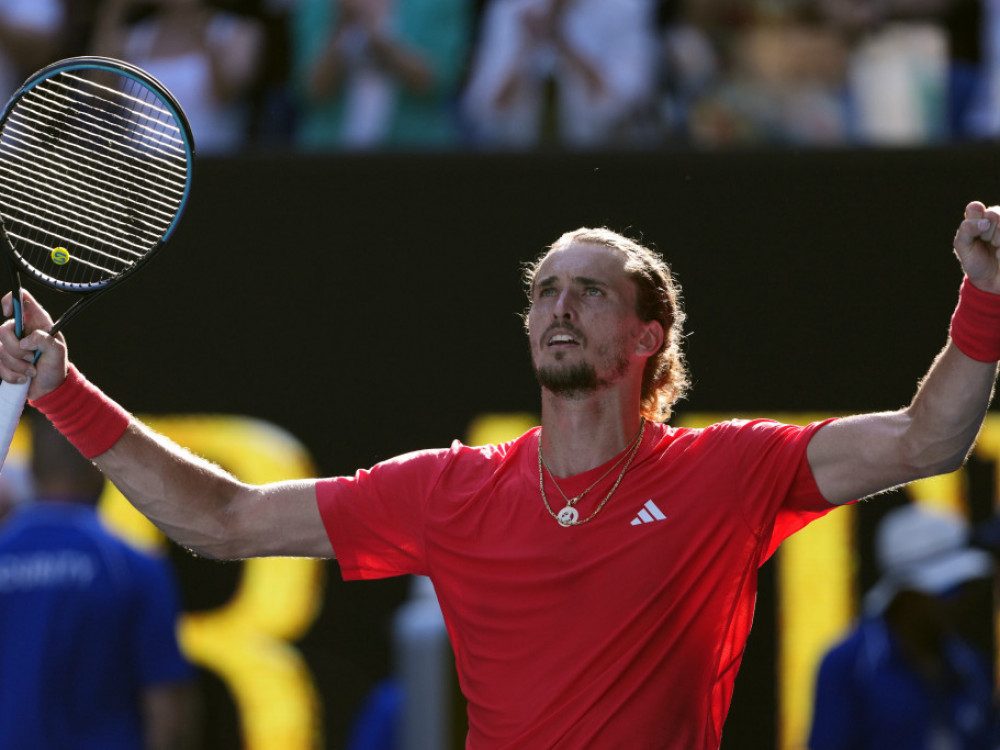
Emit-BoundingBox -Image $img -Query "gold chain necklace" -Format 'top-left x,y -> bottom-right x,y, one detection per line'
538,419 -> 646,527
540,433 -> 635,504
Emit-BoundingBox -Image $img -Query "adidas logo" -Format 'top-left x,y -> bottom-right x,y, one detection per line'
630,500 -> 667,526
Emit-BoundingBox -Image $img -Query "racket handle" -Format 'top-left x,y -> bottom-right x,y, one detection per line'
0,378 -> 30,471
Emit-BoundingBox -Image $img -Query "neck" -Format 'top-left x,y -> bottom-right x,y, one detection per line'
539,393 -> 644,477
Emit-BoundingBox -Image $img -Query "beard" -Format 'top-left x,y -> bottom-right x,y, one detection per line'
535,361 -> 600,397
534,350 -> 630,398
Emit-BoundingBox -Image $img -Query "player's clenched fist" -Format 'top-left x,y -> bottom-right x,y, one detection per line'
955,201 -> 1000,293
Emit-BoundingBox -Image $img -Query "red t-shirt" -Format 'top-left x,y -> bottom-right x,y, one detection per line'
317,418 -> 838,749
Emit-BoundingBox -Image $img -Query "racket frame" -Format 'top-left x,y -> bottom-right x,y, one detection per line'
0,56 -> 194,470
0,55 -> 195,337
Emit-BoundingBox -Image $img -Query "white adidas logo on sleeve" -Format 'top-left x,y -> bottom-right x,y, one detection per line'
630,499 -> 667,525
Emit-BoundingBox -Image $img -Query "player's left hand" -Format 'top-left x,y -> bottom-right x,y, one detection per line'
954,201 -> 1000,293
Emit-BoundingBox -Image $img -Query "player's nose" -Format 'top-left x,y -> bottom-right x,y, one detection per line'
552,289 -> 575,319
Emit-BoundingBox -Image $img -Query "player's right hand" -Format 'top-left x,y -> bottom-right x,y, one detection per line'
954,201 -> 1000,294
0,289 -> 67,400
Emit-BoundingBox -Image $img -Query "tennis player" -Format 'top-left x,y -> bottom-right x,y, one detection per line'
2,200 -> 999,749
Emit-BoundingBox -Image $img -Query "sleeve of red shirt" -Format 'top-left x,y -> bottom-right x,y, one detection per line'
315,444 -> 458,580
726,418 -> 843,562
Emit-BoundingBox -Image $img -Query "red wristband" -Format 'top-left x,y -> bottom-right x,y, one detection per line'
950,277 -> 1000,362
30,364 -> 131,459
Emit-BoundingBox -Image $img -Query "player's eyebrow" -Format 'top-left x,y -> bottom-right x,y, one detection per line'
533,275 -> 613,298
574,276 -> 608,289
534,275 -> 557,293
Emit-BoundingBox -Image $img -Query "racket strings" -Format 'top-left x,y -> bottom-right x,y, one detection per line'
57,72 -> 187,160
31,77 -> 188,188
0,125 -> 177,242
0,69 -> 190,290
5,112 -> 186,219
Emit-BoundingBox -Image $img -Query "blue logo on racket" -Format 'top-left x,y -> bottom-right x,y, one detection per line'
51,247 -> 70,265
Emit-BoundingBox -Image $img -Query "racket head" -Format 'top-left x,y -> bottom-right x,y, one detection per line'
0,56 -> 194,308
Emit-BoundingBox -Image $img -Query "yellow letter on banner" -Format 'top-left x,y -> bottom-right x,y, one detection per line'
971,415 -> 1000,496
466,413 -> 539,447
98,416 -> 325,750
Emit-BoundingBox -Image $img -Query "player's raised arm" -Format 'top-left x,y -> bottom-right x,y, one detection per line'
807,201 -> 1000,505
0,290 -> 333,561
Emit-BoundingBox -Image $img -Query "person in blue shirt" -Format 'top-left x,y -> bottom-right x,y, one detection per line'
0,414 -> 195,750
809,503 -> 997,750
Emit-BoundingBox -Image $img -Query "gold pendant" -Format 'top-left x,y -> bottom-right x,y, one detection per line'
556,505 -> 579,527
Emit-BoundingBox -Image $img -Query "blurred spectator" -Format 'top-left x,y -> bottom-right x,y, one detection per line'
460,0 -> 660,149
290,0 -> 473,151
970,507 -> 1000,553
655,1 -> 720,144
90,0 -> 267,155
808,504 -> 996,750
346,576 -> 453,750
818,0 -> 984,142
0,415 -> 196,749
236,0 -> 300,148
0,0 -> 68,100
973,0 -> 1000,138
0,461 -> 31,524
679,1 -> 850,146
0,456 -> 33,524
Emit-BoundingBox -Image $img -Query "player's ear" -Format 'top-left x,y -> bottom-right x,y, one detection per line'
635,321 -> 663,357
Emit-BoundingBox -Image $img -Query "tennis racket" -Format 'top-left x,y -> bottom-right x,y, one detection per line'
0,56 -> 195,470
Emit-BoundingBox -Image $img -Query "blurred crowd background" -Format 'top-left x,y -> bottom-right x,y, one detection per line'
3,0 -> 997,155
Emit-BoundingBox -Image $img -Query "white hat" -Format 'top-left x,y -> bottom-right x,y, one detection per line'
864,504 -> 994,614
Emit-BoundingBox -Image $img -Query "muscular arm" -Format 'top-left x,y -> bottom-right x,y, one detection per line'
808,343 -> 997,504
0,291 -> 334,561
98,421 -> 332,560
808,201 -> 1000,505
